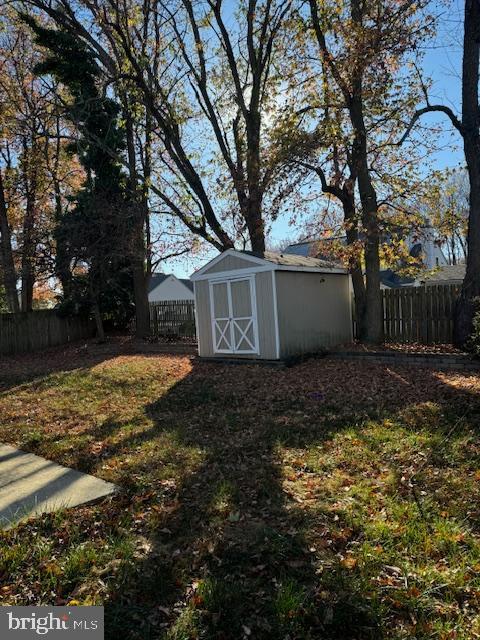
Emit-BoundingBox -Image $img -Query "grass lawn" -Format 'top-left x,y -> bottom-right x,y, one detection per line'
1,339 -> 480,639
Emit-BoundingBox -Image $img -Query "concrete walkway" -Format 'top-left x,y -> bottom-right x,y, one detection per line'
0,444 -> 117,528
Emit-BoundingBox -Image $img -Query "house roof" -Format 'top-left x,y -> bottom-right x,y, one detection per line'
148,273 -> 169,293
284,239 -> 346,258
148,273 -> 193,293
284,241 -> 316,257
380,269 -> 415,289
180,278 -> 194,292
420,264 -> 466,284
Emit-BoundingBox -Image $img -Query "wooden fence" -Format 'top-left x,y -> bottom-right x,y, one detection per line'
0,310 -> 95,356
152,288 -> 461,345
381,284 -> 461,343
150,300 -> 196,338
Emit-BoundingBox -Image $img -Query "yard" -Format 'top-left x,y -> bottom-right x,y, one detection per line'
0,339 -> 480,639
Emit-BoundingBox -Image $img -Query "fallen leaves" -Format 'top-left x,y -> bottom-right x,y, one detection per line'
340,556 -> 358,570
1,340 -> 480,637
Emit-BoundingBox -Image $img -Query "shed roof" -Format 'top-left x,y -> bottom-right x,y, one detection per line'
191,249 -> 347,280
245,250 -> 344,270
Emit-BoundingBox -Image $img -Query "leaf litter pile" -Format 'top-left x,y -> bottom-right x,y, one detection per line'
1,339 -> 480,639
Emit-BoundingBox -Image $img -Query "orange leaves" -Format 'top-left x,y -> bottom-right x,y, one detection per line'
406,586 -> 421,598
1,584 -> 15,597
340,555 -> 358,570
89,441 -> 109,457
39,561 -> 62,577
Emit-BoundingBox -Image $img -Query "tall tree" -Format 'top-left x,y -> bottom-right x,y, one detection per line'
453,0 -> 479,345
278,0 -> 433,341
0,169 -> 19,312
307,0 -> 434,342
400,0 -> 479,346
21,0 -> 296,255
0,11 -> 78,311
26,17 -> 136,336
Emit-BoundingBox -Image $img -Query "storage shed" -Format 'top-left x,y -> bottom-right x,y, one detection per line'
191,249 -> 352,360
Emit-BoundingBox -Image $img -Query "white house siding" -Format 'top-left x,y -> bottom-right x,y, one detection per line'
406,228 -> 448,269
148,276 -> 194,302
275,271 -> 352,356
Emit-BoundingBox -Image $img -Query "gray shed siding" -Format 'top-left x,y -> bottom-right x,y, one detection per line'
275,271 -> 352,357
194,271 -> 276,359
194,280 -> 214,357
254,271 -> 277,359
203,255 -> 257,274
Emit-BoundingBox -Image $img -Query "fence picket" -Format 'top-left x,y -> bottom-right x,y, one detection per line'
149,300 -> 196,338
0,311 -> 95,356
379,284 -> 460,344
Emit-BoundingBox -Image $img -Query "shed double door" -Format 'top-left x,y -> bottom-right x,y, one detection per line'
210,276 -> 258,354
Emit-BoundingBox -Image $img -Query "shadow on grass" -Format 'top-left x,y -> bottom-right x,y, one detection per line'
3,348 -> 480,639
0,340 -> 119,393
100,359 -> 480,640
0,335 -> 193,393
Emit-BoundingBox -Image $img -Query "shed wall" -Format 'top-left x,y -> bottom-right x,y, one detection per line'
275,271 -> 352,357
195,280 -> 214,357
255,271 -> 277,359
194,271 -> 277,359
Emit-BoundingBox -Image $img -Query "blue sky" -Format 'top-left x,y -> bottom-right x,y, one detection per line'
418,0 -> 464,168
166,1 -> 466,279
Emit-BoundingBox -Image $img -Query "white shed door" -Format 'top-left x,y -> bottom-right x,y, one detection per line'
211,281 -> 232,352
210,277 -> 258,355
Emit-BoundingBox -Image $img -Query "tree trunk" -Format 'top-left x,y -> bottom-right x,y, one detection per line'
343,194 -> 367,339
54,192 -> 72,300
53,115 -> 72,300
124,104 -> 151,338
0,170 -> 19,313
246,195 -> 265,253
246,109 -> 266,253
132,250 -> 150,337
93,301 -> 105,342
20,185 -> 36,312
454,0 -> 480,347
362,221 -> 383,343
350,96 -> 383,343
144,104 -> 153,279
89,263 -> 105,342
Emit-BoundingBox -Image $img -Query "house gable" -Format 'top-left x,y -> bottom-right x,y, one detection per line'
148,274 -> 194,302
